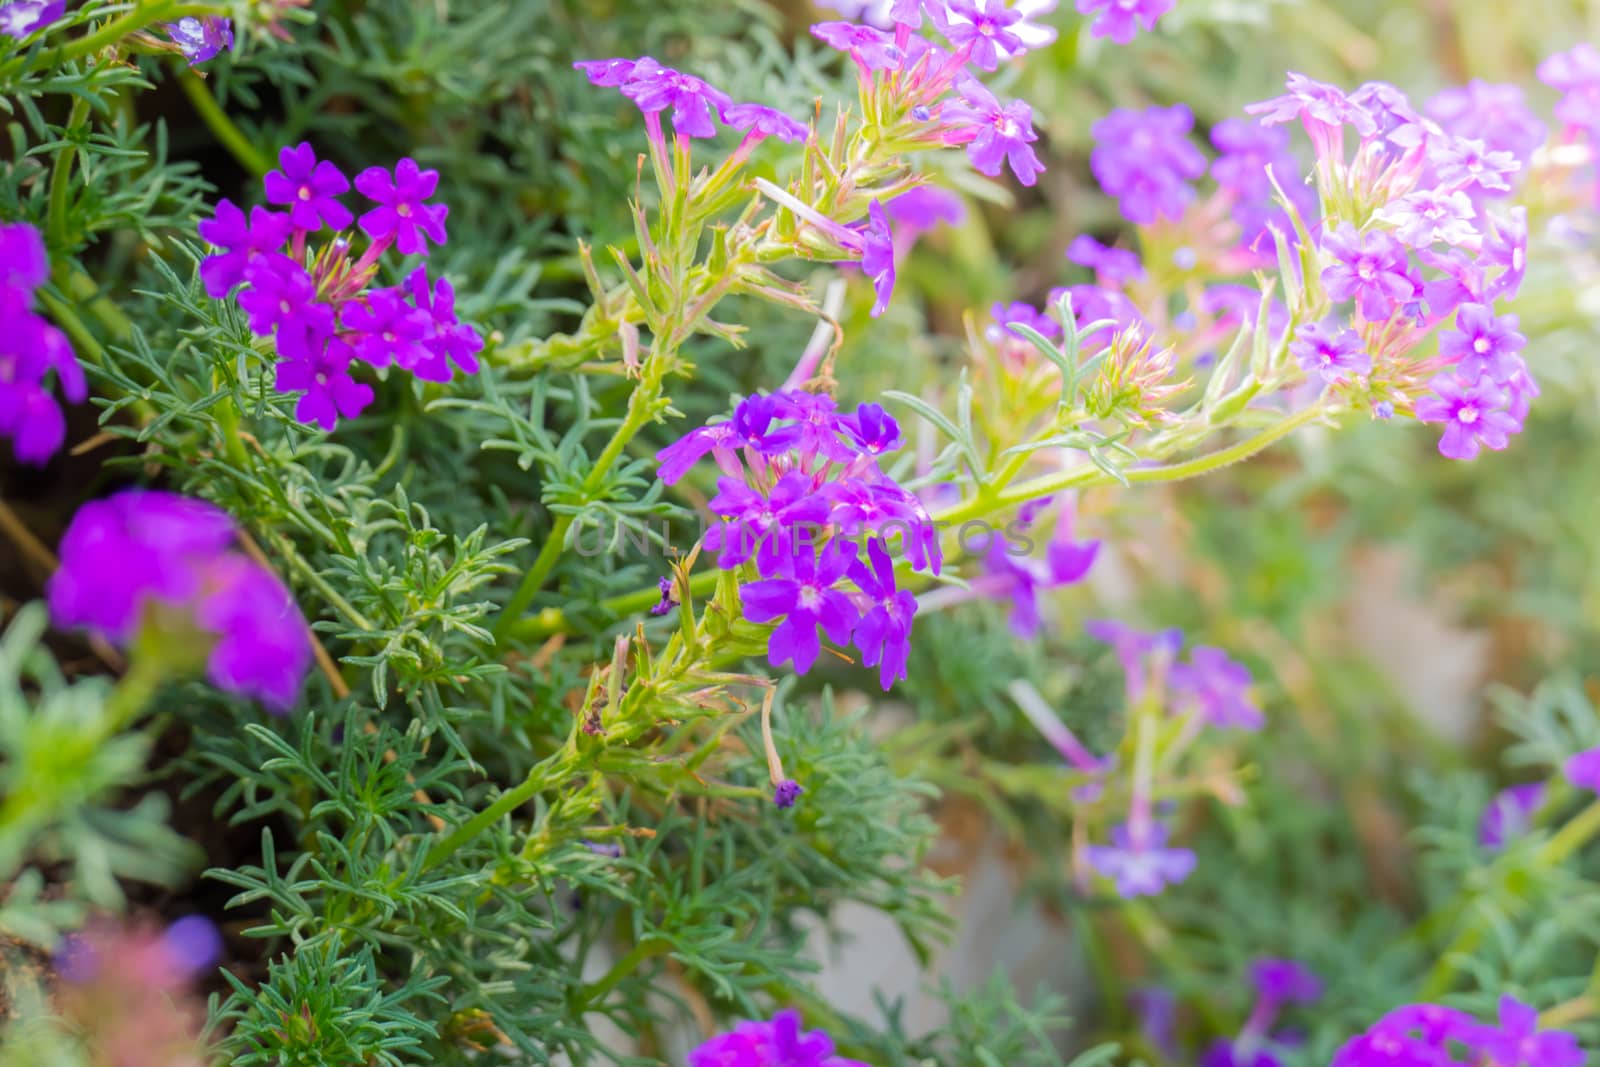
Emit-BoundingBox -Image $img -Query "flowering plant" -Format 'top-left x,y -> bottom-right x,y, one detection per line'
3,1 -> 1600,1066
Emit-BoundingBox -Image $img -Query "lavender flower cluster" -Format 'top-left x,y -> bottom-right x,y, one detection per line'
657,390 -> 939,690
0,222 -> 84,464
48,490 -> 312,710
199,143 -> 482,431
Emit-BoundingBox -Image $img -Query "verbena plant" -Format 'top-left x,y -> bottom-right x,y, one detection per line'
2,1 -> 1599,1065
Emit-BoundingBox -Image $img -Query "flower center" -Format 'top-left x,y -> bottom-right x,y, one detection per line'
995,116 -> 1019,138
383,331 -> 397,343
298,186 -> 313,201
1473,337 -> 1490,354
798,585 -> 823,610
279,298 -> 292,314
1458,404 -> 1480,425
397,203 -> 413,217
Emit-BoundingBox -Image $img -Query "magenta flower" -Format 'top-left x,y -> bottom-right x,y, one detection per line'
574,57 -> 640,86
656,422 -> 743,485
1090,105 -> 1206,223
936,0 -> 1024,71
1376,190 -> 1478,248
0,220 -> 48,289
1426,80 -> 1547,162
706,471 -> 832,572
403,267 -> 483,380
1478,782 -> 1545,849
1086,822 -> 1196,898
1290,321 -> 1371,384
1565,747 -> 1600,793
1415,374 -> 1521,460
355,158 -> 449,256
343,287 -> 431,371
47,491 -> 312,710
1250,959 -> 1323,1005
688,1009 -> 868,1067
264,142 -> 352,232
1482,208 -> 1528,301
1,223 -> 84,465
810,21 -> 904,71
1439,303 -> 1525,382
237,258 -> 326,344
734,392 -> 805,455
741,540 -> 860,675
942,77 -> 1045,187
1067,235 -> 1144,284
1374,1004 -> 1477,1047
1075,0 -> 1173,45
858,199 -> 897,317
618,59 -> 734,138
850,537 -> 917,689
841,402 -> 903,456
1470,998 -> 1585,1067
0,0 -> 62,38
723,103 -> 810,145
166,16 -> 233,66
1320,224 -> 1418,322
1169,646 -> 1263,730
197,200 -> 293,298
274,336 -> 373,431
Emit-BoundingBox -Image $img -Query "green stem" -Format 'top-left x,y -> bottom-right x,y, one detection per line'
177,66 -> 270,178
490,515 -> 575,642
576,938 -> 670,1011
423,758 -> 560,869
47,96 -> 92,250
39,2 -> 222,68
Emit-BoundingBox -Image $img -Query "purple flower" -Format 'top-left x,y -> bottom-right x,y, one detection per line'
1211,118 -> 1300,197
1426,81 -> 1548,162
0,221 -> 48,290
723,103 -> 810,144
734,392 -> 804,455
1320,224 -> 1417,322
1075,0 -> 1173,45
656,422 -> 743,485
1250,959 -> 1323,1005
980,517 -> 1100,640
1439,303 -> 1525,382
1330,1031 -> 1444,1067
1201,1040 -> 1285,1067
1,227 -> 84,466
1376,190 -> 1477,248
778,390 -> 856,465
617,59 -> 735,138
1051,284 -> 1146,344
707,471 -> 832,572
0,0 -> 63,38
1087,619 -> 1183,703
1067,235 -> 1144,284
1433,137 -> 1520,196
1564,747 -> 1600,793
1414,374 -> 1521,460
741,540 -> 860,674
573,57 -> 640,87
197,200 -> 292,298
850,538 -> 916,690
649,575 -> 678,617
991,301 -> 1062,341
355,158 -> 448,256
841,401 -> 902,455
810,21 -> 904,71
1482,208 -> 1528,301
1290,321 -> 1371,384
1373,1004 -> 1476,1047
884,186 -> 966,234
343,287 -> 433,370
159,916 -> 222,976
166,16 -> 233,66
1470,997 -> 1585,1067
936,0 -> 1024,71
47,491 -> 312,710
264,143 -> 352,232
1538,44 -> 1600,136
274,336 -> 373,431
688,1009 -> 868,1067
942,77 -> 1045,187
1247,73 -> 1377,163
1477,782 -> 1545,849
858,200 -> 897,317
236,258 -> 329,348
1090,105 -> 1206,224
773,779 -> 805,808
1168,646 -> 1263,730
403,267 -> 483,380
1086,821 -> 1196,898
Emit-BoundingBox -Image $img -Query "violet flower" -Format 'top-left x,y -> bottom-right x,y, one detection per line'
1075,0 -> 1173,45
1086,821 -> 1197,898
722,103 -> 810,145
810,21 -> 904,72
1290,321 -> 1371,385
0,0 -> 63,38
1,222 -> 84,465
1439,303 -> 1525,383
197,200 -> 293,298
850,537 -> 917,689
1470,997 -> 1585,1067
741,540 -> 860,674
355,158 -> 449,256
1168,646 -> 1264,730
1564,747 -> 1600,793
1477,782 -> 1545,850
1320,223 -> 1418,322
1414,374 -> 1521,461
688,1009 -> 868,1067
1376,189 -> 1478,249
264,142 -> 353,232
274,337 -> 374,431
1426,80 -> 1548,162
1090,104 -> 1206,223
166,16 -> 233,66
942,76 -> 1045,187
935,0 -> 1025,71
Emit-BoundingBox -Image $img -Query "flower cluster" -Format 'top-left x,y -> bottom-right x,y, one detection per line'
688,1009 -> 867,1067
0,221 -> 84,464
48,490 -> 313,710
1332,998 -> 1583,1067
575,57 -> 810,148
1202,960 -> 1324,1067
199,143 -> 482,431
0,0 -> 61,39
1075,0 -> 1173,45
657,389 -> 939,689
1090,104 -> 1208,224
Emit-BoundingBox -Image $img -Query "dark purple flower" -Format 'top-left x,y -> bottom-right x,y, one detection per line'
403,267 -> 483,380
773,779 -> 805,808
0,0 -> 63,38
688,1009 -> 868,1067
1564,746 -> 1600,793
264,142 -> 352,232
1290,321 -> 1371,384
1439,303 -> 1525,382
1202,1039 -> 1285,1067
1414,374 -> 1521,460
1168,646 -> 1263,730
810,21 -> 904,71
274,336 -> 373,431
656,422 -> 744,485
706,471 -> 832,572
858,199 -> 896,317
342,287 -> 431,370
1477,782 -> 1545,849
942,77 -> 1045,187
619,59 -> 735,138
1320,224 -> 1418,322
1090,105 -> 1206,223
936,0 -> 1024,71
1086,821 -> 1196,898
841,402 -> 903,456
741,540 -> 860,674
197,200 -> 292,298
1067,235 -> 1144,284
850,537 -> 916,689
1470,997 -> 1585,1067
649,575 -> 678,617
1086,619 -> 1183,704
1250,959 -> 1323,1005
355,158 -> 448,256
722,103 -> 810,144
1426,80 -> 1547,162
1075,0 -> 1173,45
166,16 -> 233,66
